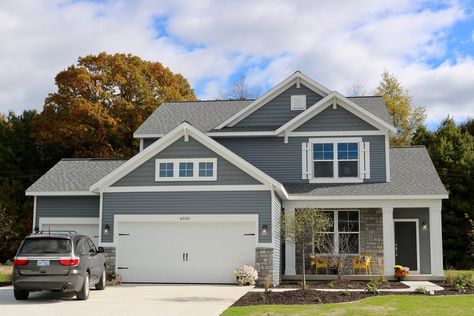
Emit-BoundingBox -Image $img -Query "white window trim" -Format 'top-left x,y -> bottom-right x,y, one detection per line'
155,158 -> 217,181
309,137 -> 363,183
314,210 -> 360,255
291,95 -> 307,110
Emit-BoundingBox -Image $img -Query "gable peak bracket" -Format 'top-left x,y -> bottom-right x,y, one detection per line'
332,95 -> 337,109
296,77 -> 301,88
183,126 -> 189,142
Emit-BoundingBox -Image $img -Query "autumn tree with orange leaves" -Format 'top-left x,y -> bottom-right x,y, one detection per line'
33,52 -> 196,157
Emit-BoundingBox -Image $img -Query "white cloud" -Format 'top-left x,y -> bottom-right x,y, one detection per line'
0,0 -> 472,124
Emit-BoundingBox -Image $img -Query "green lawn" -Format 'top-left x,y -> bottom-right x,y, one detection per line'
0,265 -> 12,283
222,295 -> 474,316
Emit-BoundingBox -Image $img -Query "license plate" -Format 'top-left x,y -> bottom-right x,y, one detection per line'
37,260 -> 50,267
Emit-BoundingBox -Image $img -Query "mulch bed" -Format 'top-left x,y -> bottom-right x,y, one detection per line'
432,282 -> 474,295
275,280 -> 409,289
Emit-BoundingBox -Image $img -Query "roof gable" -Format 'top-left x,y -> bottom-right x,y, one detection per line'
91,122 -> 285,195
215,71 -> 332,129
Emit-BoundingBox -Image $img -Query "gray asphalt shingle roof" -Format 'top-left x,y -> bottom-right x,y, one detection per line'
26,159 -> 126,193
134,97 -> 393,136
284,146 -> 448,197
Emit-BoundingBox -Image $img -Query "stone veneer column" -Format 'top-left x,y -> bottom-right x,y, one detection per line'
359,209 -> 384,275
255,247 -> 276,285
103,247 -> 116,274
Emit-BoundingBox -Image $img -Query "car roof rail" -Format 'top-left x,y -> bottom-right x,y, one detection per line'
36,230 -> 78,235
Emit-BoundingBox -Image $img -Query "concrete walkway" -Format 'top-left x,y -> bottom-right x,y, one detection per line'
0,284 -> 251,316
250,281 -> 444,293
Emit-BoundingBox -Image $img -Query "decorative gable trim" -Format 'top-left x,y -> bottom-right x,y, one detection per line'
89,122 -> 285,197
215,71 -> 331,129
275,92 -> 397,136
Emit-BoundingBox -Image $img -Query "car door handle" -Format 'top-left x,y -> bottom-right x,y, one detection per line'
186,253 -> 188,261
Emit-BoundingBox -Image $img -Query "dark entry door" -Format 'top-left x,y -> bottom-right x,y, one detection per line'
394,221 -> 418,271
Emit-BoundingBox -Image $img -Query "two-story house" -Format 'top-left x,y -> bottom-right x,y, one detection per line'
26,71 -> 448,285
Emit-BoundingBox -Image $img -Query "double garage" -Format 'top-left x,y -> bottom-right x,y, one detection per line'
39,215 -> 258,284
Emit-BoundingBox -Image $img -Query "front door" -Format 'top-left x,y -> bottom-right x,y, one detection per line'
394,221 -> 418,271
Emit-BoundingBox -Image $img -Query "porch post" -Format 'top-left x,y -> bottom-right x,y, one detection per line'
382,206 -> 395,275
430,202 -> 444,276
284,207 -> 296,275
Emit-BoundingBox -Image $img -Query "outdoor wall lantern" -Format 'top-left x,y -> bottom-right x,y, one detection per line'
103,224 -> 110,235
261,224 -> 269,236
422,221 -> 428,231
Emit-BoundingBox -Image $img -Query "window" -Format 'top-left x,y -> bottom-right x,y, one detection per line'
19,238 -> 71,255
302,137 -> 368,183
155,158 -> 217,181
291,95 -> 307,110
313,143 -> 334,178
159,162 -> 174,178
199,162 -> 214,177
179,162 -> 194,177
337,143 -> 358,177
314,210 -> 359,255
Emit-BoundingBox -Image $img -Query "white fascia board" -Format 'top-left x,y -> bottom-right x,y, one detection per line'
286,194 -> 449,201
215,71 -> 331,129
90,122 -> 283,193
39,217 -> 100,225
133,133 -> 164,138
102,185 -> 270,193
26,191 -> 97,196
288,130 -> 386,137
206,131 -> 275,137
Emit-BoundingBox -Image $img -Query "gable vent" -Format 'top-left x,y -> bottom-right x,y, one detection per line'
291,95 -> 306,110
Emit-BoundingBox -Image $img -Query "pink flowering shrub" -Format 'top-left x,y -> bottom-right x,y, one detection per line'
234,265 -> 258,285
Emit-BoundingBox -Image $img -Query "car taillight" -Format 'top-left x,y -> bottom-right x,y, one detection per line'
59,258 -> 80,266
13,257 -> 29,266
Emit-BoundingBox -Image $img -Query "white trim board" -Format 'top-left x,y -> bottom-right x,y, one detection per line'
286,194 -> 448,201
137,130 -> 385,138
215,71 -> 332,129
394,218 -> 421,274
26,191 -> 97,196
32,196 -> 37,232
39,217 -> 100,226
90,122 -> 285,199
103,185 -> 270,193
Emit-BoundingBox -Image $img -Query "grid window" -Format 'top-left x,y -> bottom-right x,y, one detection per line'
338,143 -> 358,178
179,162 -> 194,177
199,162 -> 214,177
159,162 -> 174,178
313,143 -> 334,178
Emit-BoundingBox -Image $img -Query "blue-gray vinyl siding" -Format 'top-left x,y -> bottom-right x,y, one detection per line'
143,138 -> 158,149
102,191 -> 272,243
294,105 -> 377,131
35,196 -> 99,227
217,136 -> 386,183
113,137 -> 261,186
393,208 -> 431,274
235,84 -> 323,127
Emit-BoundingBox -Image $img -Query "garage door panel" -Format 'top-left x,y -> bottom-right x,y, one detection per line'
116,220 -> 256,283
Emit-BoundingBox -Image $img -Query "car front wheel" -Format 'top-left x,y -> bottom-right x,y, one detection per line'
14,289 -> 29,300
76,273 -> 90,300
95,268 -> 106,290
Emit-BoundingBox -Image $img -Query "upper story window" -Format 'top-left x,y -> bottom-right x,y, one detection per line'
302,138 -> 370,183
291,95 -> 307,110
155,158 -> 217,181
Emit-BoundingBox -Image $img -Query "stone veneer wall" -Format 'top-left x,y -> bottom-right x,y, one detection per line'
255,247 -> 278,285
103,247 -> 116,274
295,208 -> 384,276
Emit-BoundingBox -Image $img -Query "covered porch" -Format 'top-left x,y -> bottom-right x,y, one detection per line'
282,198 -> 444,281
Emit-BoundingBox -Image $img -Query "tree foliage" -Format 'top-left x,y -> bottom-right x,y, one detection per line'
33,52 -> 196,158
221,74 -> 260,100
281,208 -> 331,288
375,70 -> 426,146
413,118 -> 474,269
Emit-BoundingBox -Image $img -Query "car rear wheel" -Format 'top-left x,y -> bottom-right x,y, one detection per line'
95,268 -> 106,290
14,289 -> 29,300
76,273 -> 90,300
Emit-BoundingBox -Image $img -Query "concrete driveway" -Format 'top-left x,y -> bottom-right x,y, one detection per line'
0,284 -> 250,316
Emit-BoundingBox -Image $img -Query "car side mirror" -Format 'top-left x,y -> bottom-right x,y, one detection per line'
97,247 -> 105,253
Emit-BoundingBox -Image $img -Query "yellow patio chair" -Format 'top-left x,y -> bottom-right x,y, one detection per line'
309,254 -> 328,275
352,254 -> 371,275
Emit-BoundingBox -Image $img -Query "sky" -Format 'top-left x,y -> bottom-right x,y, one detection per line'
0,0 -> 474,126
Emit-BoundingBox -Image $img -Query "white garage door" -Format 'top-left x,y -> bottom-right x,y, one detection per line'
40,220 -> 100,246
116,219 -> 256,283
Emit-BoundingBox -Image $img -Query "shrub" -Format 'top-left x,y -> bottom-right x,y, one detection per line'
313,296 -> 322,303
455,272 -> 473,287
414,287 -> 427,294
340,290 -> 351,297
368,278 -> 388,288
454,283 -> 466,293
327,281 -> 336,288
365,284 -> 379,295
106,272 -> 117,282
263,274 -> 273,294
445,268 -> 456,285
234,265 -> 258,286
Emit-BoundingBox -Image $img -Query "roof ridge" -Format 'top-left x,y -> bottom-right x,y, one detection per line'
61,158 -> 129,161
389,145 -> 426,149
347,95 -> 382,98
163,99 -> 255,104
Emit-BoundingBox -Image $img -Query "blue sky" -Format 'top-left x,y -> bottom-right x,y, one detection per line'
0,0 -> 474,127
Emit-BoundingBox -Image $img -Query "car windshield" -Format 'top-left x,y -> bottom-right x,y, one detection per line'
19,238 -> 71,255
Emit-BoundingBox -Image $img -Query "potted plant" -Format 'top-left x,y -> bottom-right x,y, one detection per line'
394,265 -> 409,281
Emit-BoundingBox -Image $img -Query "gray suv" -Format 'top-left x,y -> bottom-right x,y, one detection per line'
12,231 -> 107,300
